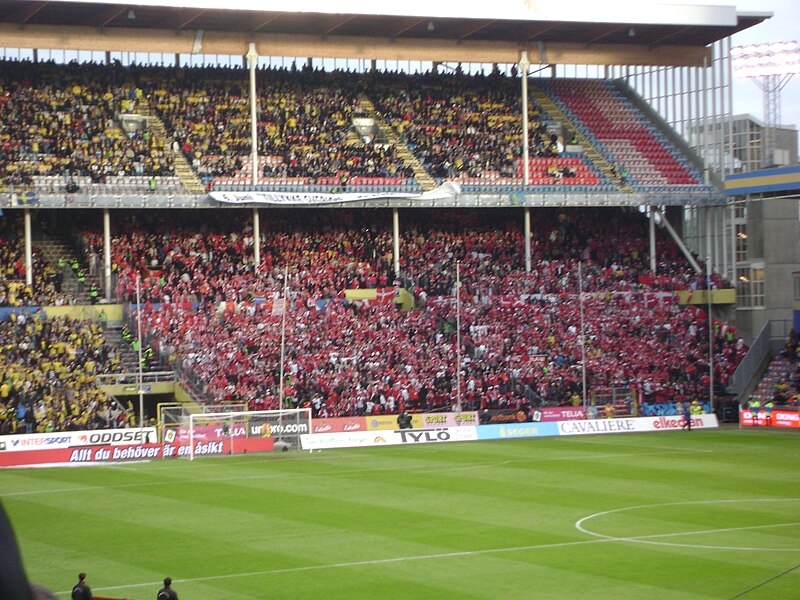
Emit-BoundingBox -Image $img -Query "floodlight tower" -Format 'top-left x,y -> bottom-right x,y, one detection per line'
731,41 -> 800,168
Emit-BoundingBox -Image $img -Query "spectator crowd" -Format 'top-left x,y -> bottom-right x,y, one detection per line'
0,313 -> 127,435
1,60 -> 634,192
56,207 -> 745,417
0,60 -> 174,187
0,213 -> 73,308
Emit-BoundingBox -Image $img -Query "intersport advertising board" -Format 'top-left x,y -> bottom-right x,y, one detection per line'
0,428 -> 158,452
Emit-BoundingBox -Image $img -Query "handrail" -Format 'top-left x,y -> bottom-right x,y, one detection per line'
96,371 -> 177,386
727,320 -> 793,397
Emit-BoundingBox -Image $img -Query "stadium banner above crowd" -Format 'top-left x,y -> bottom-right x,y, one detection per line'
210,182 -> 460,206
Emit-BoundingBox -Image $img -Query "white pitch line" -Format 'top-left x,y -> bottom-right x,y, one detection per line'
57,512 -> 800,596
576,498 -> 800,552
57,536 -> 613,594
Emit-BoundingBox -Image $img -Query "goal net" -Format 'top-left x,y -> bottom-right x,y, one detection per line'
158,402 -> 248,444
187,408 -> 312,460
588,387 -> 639,418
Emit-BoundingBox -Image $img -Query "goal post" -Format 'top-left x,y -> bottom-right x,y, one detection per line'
589,387 -> 639,418
187,408 -> 312,460
158,401 -> 248,445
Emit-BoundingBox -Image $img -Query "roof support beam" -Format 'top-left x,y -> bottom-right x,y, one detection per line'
12,1 -> 48,24
589,26 -> 625,44
391,19 -> 426,37
324,16 -> 355,35
651,26 -> 692,46
251,14 -> 281,32
459,20 -> 493,40
98,7 -> 128,28
176,10 -> 207,30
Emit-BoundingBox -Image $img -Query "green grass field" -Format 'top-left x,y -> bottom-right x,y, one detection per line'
2,427 -> 799,600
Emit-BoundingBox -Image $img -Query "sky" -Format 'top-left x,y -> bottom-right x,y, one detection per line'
698,0 -> 800,130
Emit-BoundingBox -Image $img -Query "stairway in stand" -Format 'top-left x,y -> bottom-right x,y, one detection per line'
137,103 -> 206,194
358,96 -> 438,191
529,85 -> 630,192
35,236 -> 102,303
104,327 -> 144,372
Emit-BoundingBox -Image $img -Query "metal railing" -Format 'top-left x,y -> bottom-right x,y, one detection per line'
726,319 -> 793,397
96,370 -> 177,386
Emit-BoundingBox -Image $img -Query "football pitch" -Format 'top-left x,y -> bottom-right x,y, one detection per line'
2,428 -> 799,600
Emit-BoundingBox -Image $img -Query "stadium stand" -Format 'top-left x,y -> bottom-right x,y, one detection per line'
0,62 -> 673,195
0,60 -> 179,194
0,213 -> 73,307
0,60 -> 749,430
148,63 -> 419,192
539,79 -> 711,192
371,70 -> 613,192
747,331 -> 800,409
0,314 -> 127,435
56,206 -> 742,416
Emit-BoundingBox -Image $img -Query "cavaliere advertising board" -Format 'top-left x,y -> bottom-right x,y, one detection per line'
557,414 -> 718,436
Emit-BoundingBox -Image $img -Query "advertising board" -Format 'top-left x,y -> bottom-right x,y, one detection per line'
557,414 -> 718,436
411,412 -> 480,429
312,413 -> 479,433
740,409 -> 800,428
309,417 -> 368,434
173,421 -> 309,443
0,438 -> 274,468
0,428 -> 158,452
300,426 -> 478,450
476,422 -> 560,440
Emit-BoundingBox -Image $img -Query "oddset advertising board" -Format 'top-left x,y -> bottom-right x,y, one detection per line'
0,428 -> 158,452
0,429 -> 273,468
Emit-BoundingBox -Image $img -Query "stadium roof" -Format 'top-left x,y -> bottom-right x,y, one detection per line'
0,1 -> 770,67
